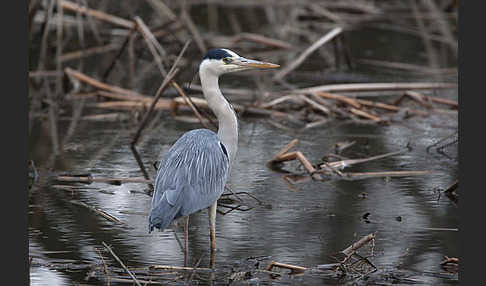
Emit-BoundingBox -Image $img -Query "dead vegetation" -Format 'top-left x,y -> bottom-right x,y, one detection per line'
29,0 -> 458,284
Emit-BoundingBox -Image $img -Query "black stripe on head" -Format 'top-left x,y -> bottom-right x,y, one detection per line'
203,48 -> 232,60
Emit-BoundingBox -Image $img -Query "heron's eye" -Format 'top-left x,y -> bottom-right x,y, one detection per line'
222,57 -> 232,64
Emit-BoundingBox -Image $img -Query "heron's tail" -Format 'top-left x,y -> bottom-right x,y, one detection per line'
148,200 -> 181,233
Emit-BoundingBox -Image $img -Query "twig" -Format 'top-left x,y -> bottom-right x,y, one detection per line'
101,242 -> 142,286
171,81 -> 212,129
131,39 -> 189,146
273,27 -> 342,80
131,67 -> 180,146
102,26 -> 137,81
60,0 -> 135,29
134,16 -> 167,76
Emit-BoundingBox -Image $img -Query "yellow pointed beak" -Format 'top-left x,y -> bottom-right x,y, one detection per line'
233,57 -> 280,69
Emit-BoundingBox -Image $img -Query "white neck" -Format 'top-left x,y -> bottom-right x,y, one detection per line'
199,68 -> 238,165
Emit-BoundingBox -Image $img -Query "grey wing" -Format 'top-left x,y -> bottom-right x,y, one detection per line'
148,129 -> 229,232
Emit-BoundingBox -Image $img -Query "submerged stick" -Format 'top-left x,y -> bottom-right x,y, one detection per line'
101,242 -> 142,286
70,200 -> 122,224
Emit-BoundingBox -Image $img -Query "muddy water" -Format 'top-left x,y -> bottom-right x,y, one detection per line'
29,7 -> 458,285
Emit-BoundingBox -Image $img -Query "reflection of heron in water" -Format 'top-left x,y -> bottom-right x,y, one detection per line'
148,48 -> 279,266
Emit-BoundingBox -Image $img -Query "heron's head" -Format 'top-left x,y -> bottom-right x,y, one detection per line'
199,48 -> 279,76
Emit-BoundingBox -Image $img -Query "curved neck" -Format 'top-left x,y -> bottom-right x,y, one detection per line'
199,70 -> 238,165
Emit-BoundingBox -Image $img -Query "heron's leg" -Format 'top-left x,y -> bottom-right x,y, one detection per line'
208,201 -> 217,268
184,216 -> 189,267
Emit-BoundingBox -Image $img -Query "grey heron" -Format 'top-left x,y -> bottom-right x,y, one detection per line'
148,48 -> 279,266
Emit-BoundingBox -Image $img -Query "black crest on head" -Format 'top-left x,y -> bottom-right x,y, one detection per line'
203,49 -> 232,60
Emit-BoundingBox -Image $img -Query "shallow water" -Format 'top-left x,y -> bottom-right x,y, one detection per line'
28,3 -> 458,284
29,106 -> 458,284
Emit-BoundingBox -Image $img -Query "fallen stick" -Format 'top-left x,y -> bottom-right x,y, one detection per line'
291,82 -> 457,95
358,59 -> 457,75
230,32 -> 292,49
296,151 -> 320,179
149,265 -> 212,272
269,150 -> 322,180
28,70 -> 64,78
96,90 -> 155,103
55,175 -> 151,184
171,96 -> 292,118
317,92 -> 361,108
321,148 -> 409,170
298,95 -> 331,115
349,107 -> 382,121
440,256 -> 459,266
424,95 -> 458,108
340,170 -> 438,179
59,43 -> 120,62
341,233 -> 375,257
64,67 -> 147,98
259,95 -> 305,109
266,261 -> 307,274
88,100 -> 172,111
60,0 -> 135,29
102,242 -> 142,286
405,91 -> 434,109
272,139 -> 299,161
273,27 -> 342,80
